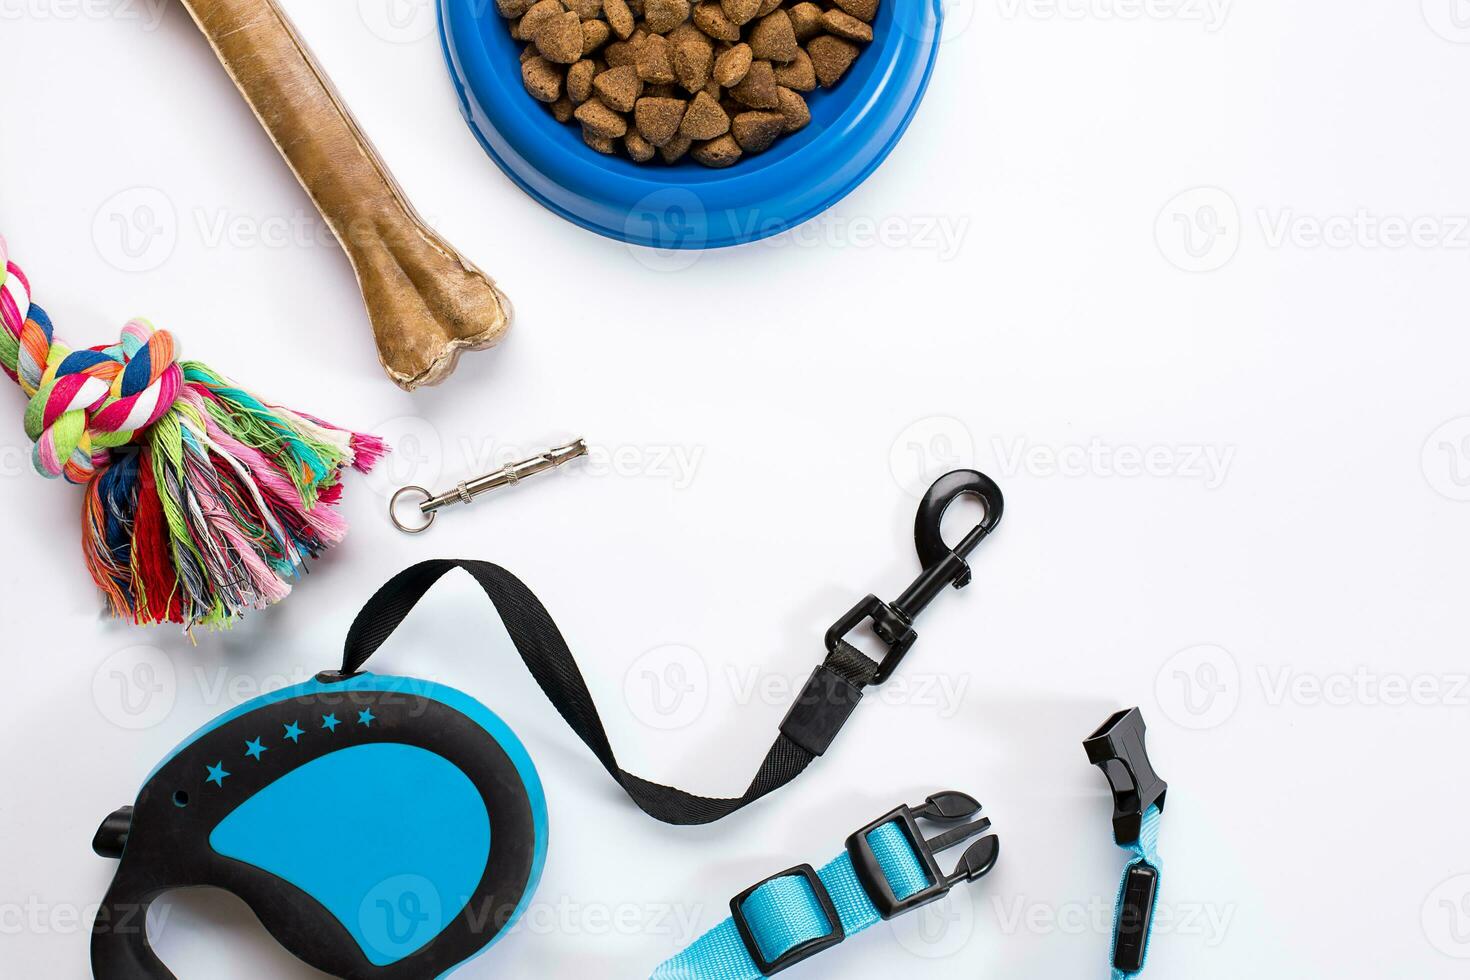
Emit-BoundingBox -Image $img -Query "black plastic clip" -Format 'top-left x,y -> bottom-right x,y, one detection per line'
845,791 -> 1001,920
730,864 -> 845,976
826,470 -> 1004,684
91,806 -> 133,860
1115,862 -> 1160,973
1084,707 -> 1168,847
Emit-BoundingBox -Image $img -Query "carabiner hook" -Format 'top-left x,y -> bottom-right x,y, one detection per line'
906,469 -> 1005,600
825,470 -> 1004,684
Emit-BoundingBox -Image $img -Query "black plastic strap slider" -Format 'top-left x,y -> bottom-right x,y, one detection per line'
779,666 -> 865,757
1084,707 -> 1168,846
1114,861 -> 1160,973
845,791 -> 1000,920
825,471 -> 1004,685
730,864 -> 845,976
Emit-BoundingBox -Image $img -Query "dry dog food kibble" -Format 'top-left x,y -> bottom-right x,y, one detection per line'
501,0 -> 878,166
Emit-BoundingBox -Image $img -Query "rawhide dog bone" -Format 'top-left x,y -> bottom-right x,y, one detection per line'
180,0 -> 511,390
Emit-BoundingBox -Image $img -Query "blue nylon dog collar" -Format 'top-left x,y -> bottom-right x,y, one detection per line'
652,792 -> 1000,979
1085,709 -> 1168,979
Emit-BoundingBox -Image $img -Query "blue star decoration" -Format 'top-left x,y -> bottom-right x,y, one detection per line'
244,738 -> 267,761
357,708 -> 376,728
283,721 -> 304,744
206,762 -> 230,787
322,713 -> 340,732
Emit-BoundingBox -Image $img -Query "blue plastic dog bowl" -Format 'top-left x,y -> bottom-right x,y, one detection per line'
438,0 -> 943,249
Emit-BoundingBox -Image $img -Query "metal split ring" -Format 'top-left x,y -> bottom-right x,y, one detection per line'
390,485 -> 436,534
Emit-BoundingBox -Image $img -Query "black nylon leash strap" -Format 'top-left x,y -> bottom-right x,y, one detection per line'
336,558 -> 881,826
333,473 -> 1002,826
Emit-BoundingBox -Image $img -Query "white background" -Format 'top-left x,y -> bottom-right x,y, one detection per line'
3,0 -> 1470,976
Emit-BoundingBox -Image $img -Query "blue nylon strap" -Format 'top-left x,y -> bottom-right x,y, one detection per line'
651,821 -> 930,979
1111,804 -> 1163,980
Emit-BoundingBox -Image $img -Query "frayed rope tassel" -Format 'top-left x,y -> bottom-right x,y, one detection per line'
0,235 -> 387,630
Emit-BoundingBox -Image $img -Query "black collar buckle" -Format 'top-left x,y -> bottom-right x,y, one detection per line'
826,471 -> 1004,684
845,790 -> 1001,919
729,863 -> 845,976
1084,707 -> 1168,846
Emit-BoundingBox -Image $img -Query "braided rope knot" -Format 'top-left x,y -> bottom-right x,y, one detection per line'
0,233 -> 386,627
30,319 -> 183,483
1,239 -> 183,483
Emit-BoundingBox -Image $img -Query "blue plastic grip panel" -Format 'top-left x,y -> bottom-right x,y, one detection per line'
211,743 -> 492,966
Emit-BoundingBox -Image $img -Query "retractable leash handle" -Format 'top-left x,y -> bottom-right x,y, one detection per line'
91,676 -> 547,980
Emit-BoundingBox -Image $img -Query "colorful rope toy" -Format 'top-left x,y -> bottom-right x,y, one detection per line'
0,235 -> 385,629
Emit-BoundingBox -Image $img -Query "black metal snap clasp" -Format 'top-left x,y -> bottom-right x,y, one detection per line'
825,470 -> 1005,684
911,469 -> 1005,592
